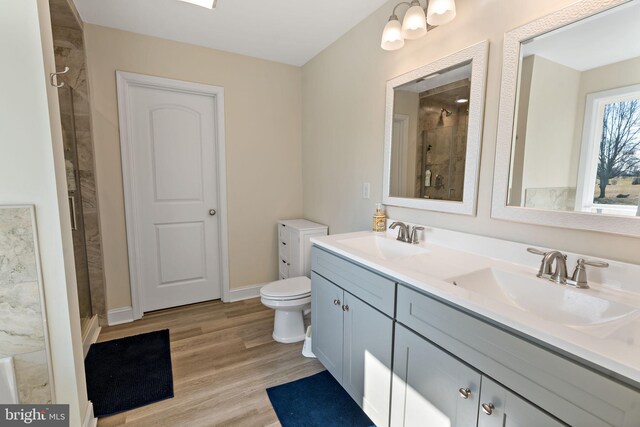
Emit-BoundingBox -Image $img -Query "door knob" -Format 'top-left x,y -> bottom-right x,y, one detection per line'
342,305 -> 349,312
333,299 -> 341,306
209,209 -> 217,216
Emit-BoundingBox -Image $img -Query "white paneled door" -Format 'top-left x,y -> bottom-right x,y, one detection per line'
117,73 -> 226,315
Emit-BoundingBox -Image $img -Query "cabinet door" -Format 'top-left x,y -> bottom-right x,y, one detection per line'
477,377 -> 566,427
343,292 -> 393,427
391,325 -> 481,427
311,272 -> 344,381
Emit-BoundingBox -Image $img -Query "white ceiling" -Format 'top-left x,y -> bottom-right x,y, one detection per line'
72,0 -> 390,66
523,1 -> 640,71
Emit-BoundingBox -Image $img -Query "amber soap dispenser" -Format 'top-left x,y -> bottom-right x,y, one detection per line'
373,203 -> 386,232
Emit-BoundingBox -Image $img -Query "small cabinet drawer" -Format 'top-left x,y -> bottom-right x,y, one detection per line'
279,258 -> 289,278
311,247 -> 396,316
278,239 -> 290,261
278,224 -> 290,243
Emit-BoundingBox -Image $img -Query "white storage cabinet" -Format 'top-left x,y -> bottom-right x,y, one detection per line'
278,219 -> 327,279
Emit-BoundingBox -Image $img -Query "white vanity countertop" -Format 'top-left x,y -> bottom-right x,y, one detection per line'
311,227 -> 640,387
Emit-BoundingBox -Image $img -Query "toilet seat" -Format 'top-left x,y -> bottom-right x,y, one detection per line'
260,276 -> 311,301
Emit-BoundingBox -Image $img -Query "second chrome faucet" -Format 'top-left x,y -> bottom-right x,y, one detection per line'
527,247 -> 609,289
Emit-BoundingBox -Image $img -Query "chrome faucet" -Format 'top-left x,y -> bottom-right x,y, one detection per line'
542,251 -> 568,284
528,248 -> 568,283
527,248 -> 609,288
390,222 -> 424,244
389,222 -> 410,242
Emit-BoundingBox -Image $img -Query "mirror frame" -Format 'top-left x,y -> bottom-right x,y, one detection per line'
492,0 -> 640,237
383,40 -> 489,216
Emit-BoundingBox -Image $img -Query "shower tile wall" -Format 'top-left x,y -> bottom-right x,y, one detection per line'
0,207 -> 52,404
51,0 -> 107,325
414,81 -> 470,201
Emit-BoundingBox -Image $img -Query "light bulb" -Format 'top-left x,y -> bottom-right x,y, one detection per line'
401,4 -> 427,40
381,17 -> 405,51
426,0 -> 456,26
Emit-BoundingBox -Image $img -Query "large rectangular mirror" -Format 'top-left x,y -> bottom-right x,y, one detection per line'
493,0 -> 640,236
383,41 -> 489,215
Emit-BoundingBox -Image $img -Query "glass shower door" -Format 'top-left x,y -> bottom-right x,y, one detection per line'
59,86 -> 93,332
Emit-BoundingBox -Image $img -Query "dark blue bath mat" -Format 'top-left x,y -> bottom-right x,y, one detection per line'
84,329 -> 174,417
267,370 -> 375,427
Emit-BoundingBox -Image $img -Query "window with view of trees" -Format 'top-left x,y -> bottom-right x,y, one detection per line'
576,86 -> 640,217
594,99 -> 640,208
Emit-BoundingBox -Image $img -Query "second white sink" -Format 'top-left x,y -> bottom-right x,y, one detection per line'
447,267 -> 639,329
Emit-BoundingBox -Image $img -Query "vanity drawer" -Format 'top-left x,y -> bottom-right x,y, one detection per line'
311,247 -> 395,316
396,284 -> 640,427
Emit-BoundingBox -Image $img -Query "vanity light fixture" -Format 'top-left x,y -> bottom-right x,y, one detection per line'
381,0 -> 456,51
177,0 -> 218,9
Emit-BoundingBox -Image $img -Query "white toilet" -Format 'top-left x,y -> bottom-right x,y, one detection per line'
260,276 -> 311,343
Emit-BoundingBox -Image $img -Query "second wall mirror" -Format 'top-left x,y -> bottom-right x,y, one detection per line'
492,0 -> 640,236
383,40 -> 489,215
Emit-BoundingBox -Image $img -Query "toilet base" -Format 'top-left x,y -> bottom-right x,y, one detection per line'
272,309 -> 306,343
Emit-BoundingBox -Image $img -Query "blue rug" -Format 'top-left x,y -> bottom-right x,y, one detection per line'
84,330 -> 174,417
267,370 -> 376,427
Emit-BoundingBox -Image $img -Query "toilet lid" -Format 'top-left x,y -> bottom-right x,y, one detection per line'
261,276 -> 311,299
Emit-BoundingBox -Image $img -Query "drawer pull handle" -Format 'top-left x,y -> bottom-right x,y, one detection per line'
282,260 -> 286,264
281,242 -> 287,246
333,299 -> 341,306
342,305 -> 349,312
458,388 -> 471,399
481,403 -> 494,415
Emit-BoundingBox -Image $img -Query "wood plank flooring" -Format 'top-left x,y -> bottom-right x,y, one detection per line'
96,298 -> 324,427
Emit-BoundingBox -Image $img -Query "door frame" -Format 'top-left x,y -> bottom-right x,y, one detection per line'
116,71 -> 230,320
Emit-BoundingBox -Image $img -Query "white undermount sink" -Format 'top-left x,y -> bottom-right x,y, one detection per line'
337,235 -> 428,261
447,268 -> 640,328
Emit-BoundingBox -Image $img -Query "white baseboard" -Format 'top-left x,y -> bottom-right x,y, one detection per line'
227,283 -> 264,302
83,401 -> 97,427
82,315 -> 101,358
107,306 -> 134,326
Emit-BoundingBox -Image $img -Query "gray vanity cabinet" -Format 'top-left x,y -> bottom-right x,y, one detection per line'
391,324 -> 564,427
396,284 -> 640,427
391,324 -> 482,427
477,378 -> 565,427
311,245 -> 640,427
311,249 -> 394,427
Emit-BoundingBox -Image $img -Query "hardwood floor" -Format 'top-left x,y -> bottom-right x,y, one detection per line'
96,298 -> 324,427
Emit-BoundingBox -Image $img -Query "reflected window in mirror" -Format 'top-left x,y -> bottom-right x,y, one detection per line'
507,1 -> 640,218
390,62 -> 471,201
